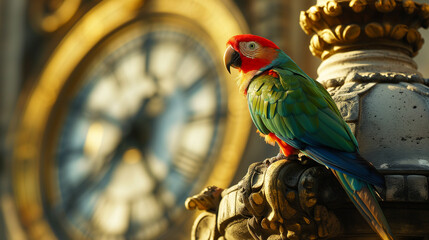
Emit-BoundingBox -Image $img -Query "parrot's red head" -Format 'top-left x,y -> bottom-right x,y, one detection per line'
224,34 -> 281,94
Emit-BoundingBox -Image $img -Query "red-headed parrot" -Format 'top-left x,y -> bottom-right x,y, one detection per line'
224,34 -> 394,240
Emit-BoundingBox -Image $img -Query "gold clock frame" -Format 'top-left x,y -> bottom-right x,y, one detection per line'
11,0 -> 250,239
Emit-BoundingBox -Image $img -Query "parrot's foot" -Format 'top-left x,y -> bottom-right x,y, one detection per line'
185,186 -> 223,213
263,153 -> 298,166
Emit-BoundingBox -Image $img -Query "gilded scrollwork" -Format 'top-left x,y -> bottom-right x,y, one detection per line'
421,3 -> 429,19
317,24 -> 360,45
300,11 -> 315,35
364,22 -> 385,38
390,24 -> 408,40
406,28 -> 423,49
299,0 -> 429,59
403,0 -> 416,14
349,0 -> 367,13
309,35 -> 325,59
185,186 -> 224,212
308,6 -> 322,22
324,1 -> 342,17
375,0 -> 396,13
29,0 -> 82,32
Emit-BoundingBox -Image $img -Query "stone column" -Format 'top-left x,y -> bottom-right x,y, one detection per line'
299,0 -> 429,237
300,0 -> 429,200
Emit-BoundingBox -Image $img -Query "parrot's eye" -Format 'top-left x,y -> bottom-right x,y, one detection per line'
248,42 -> 256,50
239,41 -> 260,59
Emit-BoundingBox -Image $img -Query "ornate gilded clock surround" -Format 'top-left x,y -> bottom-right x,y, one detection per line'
11,0 -> 250,239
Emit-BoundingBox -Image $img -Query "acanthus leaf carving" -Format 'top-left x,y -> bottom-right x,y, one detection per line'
390,24 -> 408,40
324,0 -> 342,17
384,22 -> 392,35
349,0 -> 367,13
299,11 -> 314,35
308,6 -> 322,22
319,29 -> 339,44
403,0 -> 417,14
420,3 -> 429,19
419,4 -> 429,28
310,35 -> 325,57
334,25 -> 344,41
300,0 -> 428,59
309,24 -> 362,58
375,0 -> 396,13
342,24 -> 361,41
365,22 -> 384,38
407,28 -> 420,44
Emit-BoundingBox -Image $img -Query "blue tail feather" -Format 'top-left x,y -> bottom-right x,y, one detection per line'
333,170 -> 394,240
304,145 -> 385,188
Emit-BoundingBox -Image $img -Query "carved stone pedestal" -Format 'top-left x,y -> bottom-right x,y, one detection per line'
187,156 -> 429,239
186,157 -> 344,240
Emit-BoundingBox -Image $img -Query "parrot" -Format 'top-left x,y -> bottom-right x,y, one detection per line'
223,34 -> 394,240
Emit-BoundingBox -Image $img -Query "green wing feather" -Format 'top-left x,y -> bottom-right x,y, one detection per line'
247,68 -> 357,153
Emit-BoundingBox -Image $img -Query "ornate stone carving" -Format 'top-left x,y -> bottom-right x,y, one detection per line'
305,2 -> 429,181
323,1 -> 342,16
29,0 -> 82,32
302,1 -> 429,238
299,0 -> 429,59
374,0 -> 396,13
186,157 -> 344,240
349,0 -> 367,13
185,186 -> 224,213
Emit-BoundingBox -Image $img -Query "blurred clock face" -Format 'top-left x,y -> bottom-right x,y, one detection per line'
48,23 -> 227,239
11,1 -> 250,239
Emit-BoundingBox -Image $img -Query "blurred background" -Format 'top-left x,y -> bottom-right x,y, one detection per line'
0,0 -> 428,239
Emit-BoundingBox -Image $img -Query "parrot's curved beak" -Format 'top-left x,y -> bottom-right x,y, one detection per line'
223,45 -> 241,74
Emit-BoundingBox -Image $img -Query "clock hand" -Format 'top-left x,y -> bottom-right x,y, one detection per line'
82,110 -> 124,129
181,68 -> 215,95
62,148 -> 122,213
63,135 -> 153,214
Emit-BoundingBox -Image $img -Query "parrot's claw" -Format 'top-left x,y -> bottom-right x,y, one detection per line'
263,153 -> 299,166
